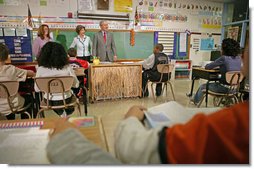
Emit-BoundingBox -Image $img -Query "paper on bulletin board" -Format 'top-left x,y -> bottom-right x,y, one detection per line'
16,28 -> 27,37
3,28 -> 15,36
0,28 -> 3,36
179,33 -> 187,53
4,0 -> 20,6
40,0 -> 47,6
200,38 -> 214,50
114,0 -> 132,12
78,0 -> 93,11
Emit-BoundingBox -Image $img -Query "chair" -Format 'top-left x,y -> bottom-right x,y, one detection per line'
74,67 -> 88,116
34,76 -> 81,118
198,71 -> 244,107
0,81 -> 32,119
144,64 -> 175,102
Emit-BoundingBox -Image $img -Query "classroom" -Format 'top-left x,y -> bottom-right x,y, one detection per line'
0,0 -> 250,165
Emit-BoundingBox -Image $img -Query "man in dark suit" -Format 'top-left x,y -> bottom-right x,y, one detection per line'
92,21 -> 117,62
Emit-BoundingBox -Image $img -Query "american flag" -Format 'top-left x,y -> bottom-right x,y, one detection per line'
134,6 -> 139,26
27,4 -> 33,30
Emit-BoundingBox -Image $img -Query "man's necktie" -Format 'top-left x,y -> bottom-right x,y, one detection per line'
103,32 -> 106,43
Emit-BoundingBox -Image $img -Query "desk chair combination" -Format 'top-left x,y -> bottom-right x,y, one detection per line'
34,76 -> 81,118
144,64 -> 175,102
0,81 -> 32,119
198,71 -> 244,107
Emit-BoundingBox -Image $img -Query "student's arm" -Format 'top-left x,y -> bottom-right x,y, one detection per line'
46,119 -> 120,164
205,56 -> 224,69
12,66 -> 28,81
142,54 -> 155,70
159,102 -> 249,164
26,70 -> 35,77
114,106 -> 161,164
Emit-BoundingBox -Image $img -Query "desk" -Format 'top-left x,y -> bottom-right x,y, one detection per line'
187,67 -> 220,107
0,117 -> 107,164
41,117 -> 107,151
89,63 -> 142,102
0,118 -> 106,150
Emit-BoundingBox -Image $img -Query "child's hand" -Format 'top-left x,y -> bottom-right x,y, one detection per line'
124,105 -> 147,121
49,118 -> 77,139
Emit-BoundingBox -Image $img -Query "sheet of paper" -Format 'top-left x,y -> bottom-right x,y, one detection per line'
0,128 -> 50,164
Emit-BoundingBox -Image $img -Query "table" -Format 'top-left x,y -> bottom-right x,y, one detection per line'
89,63 -> 142,102
187,67 -> 220,107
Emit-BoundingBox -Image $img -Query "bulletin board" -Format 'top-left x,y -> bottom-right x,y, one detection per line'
0,28 -> 33,63
52,30 -> 154,59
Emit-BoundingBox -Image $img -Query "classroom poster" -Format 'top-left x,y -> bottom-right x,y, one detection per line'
78,0 -> 93,11
227,26 -> 239,41
3,29 -> 33,63
200,38 -> 214,50
114,0 -> 132,12
97,0 -> 109,10
179,33 -> 187,53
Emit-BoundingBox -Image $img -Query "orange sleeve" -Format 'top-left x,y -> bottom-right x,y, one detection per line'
164,102 -> 249,164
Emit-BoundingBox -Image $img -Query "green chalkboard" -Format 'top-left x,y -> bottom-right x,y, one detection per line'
53,30 -> 154,59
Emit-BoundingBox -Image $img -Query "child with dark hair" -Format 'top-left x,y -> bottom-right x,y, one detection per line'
68,47 -> 89,70
141,43 -> 168,97
35,42 -> 79,117
192,38 -> 242,105
0,43 -> 35,119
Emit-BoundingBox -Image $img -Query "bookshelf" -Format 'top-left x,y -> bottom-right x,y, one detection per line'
171,59 -> 192,80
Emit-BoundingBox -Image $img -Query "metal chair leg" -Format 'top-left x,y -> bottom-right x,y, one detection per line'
151,83 -> 156,102
36,109 -> 44,119
168,82 -> 175,101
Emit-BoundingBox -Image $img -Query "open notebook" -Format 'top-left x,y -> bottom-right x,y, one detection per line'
0,127 -> 50,164
144,101 -> 221,128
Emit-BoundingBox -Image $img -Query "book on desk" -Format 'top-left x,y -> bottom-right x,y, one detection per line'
0,122 -> 50,164
144,101 -> 221,128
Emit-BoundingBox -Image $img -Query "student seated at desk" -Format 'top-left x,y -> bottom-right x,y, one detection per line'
0,43 -> 35,120
34,42 -> 79,118
68,47 -> 89,92
140,43 -> 169,97
191,38 -> 242,105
